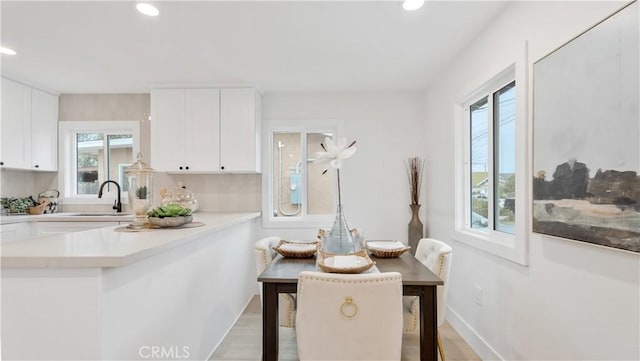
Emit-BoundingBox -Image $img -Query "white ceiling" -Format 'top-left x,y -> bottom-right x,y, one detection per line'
1,1 -> 508,94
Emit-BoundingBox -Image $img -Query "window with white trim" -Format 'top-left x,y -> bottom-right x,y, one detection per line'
468,80 -> 516,234
263,120 -> 343,228
59,121 -> 140,203
455,63 -> 528,265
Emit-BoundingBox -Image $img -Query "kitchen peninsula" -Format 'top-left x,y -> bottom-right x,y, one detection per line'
1,212 -> 260,360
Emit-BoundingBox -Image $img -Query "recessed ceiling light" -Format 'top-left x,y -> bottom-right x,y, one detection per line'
0,47 -> 16,55
136,3 -> 159,17
403,0 -> 425,11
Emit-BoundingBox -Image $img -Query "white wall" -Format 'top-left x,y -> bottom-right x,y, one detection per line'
422,1 -> 639,360
262,91 -> 426,242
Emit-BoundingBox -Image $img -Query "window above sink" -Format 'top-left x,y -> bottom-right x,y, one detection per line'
58,121 -> 140,206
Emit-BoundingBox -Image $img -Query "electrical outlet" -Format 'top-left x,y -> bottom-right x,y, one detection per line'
474,285 -> 483,306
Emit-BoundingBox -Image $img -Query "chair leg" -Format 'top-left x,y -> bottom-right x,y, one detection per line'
437,331 -> 446,361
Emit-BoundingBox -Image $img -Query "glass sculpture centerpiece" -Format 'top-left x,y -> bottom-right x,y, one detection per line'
124,153 -> 154,228
314,137 -> 361,254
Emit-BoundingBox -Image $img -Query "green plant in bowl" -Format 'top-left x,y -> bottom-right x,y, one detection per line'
147,204 -> 192,218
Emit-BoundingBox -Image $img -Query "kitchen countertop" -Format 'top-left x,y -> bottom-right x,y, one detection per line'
0,212 -> 136,224
1,212 -> 260,268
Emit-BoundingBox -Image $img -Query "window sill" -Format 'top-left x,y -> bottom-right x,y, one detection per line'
453,227 -> 528,266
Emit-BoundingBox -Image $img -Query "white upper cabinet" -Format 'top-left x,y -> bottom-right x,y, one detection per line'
151,89 -> 187,171
31,88 -> 59,171
220,88 -> 261,172
185,89 -> 221,171
151,89 -> 220,172
151,87 -> 260,173
1,79 -> 31,169
1,78 -> 58,171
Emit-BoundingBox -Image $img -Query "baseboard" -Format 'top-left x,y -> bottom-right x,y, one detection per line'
445,305 -> 504,361
206,294 -> 256,360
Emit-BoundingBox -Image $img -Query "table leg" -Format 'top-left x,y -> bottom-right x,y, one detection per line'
262,283 -> 279,361
419,286 -> 438,361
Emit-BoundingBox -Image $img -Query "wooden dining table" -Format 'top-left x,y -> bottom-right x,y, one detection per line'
257,251 -> 443,361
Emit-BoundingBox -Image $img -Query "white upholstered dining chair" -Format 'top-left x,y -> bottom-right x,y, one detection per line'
403,238 -> 453,361
296,271 -> 403,361
254,236 -> 296,328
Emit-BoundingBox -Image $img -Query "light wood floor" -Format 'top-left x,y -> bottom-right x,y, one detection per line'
210,296 -> 480,361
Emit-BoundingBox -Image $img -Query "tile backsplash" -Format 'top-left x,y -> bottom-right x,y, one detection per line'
1,170 -> 58,200
1,169 -> 261,213
154,173 -> 262,212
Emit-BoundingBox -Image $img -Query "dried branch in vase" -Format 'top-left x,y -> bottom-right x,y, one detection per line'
406,157 -> 425,205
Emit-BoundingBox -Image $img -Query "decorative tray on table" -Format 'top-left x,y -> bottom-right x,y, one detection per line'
366,241 -> 411,258
273,240 -> 318,258
317,249 -> 375,274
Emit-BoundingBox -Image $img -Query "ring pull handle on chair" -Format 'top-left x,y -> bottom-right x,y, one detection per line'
340,296 -> 358,319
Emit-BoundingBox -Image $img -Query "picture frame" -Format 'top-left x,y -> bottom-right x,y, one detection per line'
532,2 -> 639,253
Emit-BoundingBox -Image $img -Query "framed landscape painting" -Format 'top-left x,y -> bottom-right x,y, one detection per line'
532,2 -> 639,253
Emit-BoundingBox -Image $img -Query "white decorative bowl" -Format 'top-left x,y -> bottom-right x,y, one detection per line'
148,215 -> 193,228
366,241 -> 411,258
272,240 -> 318,258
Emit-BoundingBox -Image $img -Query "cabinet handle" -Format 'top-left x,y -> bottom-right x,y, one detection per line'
0,162 -> 4,166
221,166 -> 225,170
179,166 -> 183,170
34,165 -> 39,168
185,166 -> 189,170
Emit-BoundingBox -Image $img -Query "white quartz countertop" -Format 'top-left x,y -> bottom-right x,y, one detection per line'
1,212 -> 260,269
0,212 -> 135,224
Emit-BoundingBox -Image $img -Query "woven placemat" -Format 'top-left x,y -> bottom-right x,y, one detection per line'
114,221 -> 205,232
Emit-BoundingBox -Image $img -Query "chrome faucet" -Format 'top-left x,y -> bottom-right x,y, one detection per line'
98,180 -> 122,213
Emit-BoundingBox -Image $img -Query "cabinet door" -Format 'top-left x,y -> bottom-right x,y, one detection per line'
151,89 -> 186,171
31,89 -> 59,171
220,89 -> 260,172
1,78 -> 32,169
185,89 -> 220,171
